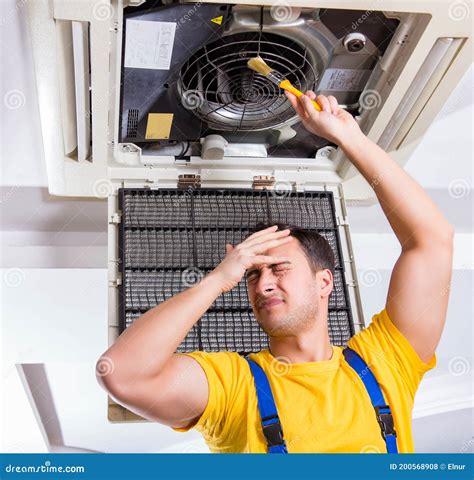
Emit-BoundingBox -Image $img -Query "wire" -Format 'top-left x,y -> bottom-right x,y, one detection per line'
176,141 -> 190,159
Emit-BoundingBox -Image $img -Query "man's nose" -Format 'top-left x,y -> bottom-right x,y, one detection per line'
255,269 -> 277,296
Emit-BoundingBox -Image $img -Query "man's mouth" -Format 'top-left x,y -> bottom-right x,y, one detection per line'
261,298 -> 283,309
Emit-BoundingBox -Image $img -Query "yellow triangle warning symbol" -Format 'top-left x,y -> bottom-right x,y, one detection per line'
211,15 -> 223,25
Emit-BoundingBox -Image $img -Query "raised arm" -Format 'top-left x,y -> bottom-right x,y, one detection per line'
96,226 -> 292,427
287,91 -> 454,363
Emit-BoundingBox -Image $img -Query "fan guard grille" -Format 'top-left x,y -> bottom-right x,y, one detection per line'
178,32 -> 319,131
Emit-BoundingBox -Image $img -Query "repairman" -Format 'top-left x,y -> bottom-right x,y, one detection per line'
97,91 -> 453,453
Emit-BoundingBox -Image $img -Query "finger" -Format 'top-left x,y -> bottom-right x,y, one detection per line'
300,94 -> 321,122
244,228 -> 291,249
225,244 -> 234,254
249,235 -> 294,253
248,255 -> 290,266
305,91 -> 325,113
245,225 -> 279,241
327,95 -> 340,115
285,91 -> 307,119
316,94 -> 331,113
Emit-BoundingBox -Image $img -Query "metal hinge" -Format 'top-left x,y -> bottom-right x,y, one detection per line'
336,215 -> 349,226
109,272 -> 122,287
253,175 -> 275,190
109,213 -> 121,224
177,174 -> 201,190
295,182 -> 305,192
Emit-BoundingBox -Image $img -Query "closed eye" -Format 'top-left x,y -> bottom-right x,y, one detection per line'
246,262 -> 292,282
247,271 -> 259,283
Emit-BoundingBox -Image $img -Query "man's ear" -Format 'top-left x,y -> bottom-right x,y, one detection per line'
318,269 -> 334,298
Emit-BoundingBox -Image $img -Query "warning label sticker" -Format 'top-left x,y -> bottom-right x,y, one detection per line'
318,68 -> 371,92
211,15 -> 223,25
124,20 -> 176,70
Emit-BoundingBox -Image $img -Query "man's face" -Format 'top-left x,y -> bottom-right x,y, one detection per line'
246,237 -> 333,337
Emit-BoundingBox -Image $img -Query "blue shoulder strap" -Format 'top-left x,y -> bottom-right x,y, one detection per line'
343,347 -> 398,453
244,357 -> 288,453
244,350 -> 398,454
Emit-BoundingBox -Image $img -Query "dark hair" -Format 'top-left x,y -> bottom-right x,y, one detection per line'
253,222 -> 335,275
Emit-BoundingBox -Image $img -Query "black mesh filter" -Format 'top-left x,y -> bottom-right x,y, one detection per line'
118,188 -> 354,353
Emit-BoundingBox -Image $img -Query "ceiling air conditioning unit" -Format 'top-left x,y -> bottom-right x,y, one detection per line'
26,0 -> 472,421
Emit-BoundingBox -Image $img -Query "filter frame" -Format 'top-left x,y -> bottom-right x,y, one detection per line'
118,187 -> 355,354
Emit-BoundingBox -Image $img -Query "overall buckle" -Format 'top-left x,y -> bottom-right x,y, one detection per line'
374,405 -> 396,436
261,415 -> 285,447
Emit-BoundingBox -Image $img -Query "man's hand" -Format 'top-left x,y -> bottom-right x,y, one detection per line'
285,90 -> 362,145
210,225 -> 293,293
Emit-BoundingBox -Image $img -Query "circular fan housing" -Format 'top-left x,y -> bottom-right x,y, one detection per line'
177,32 -> 319,132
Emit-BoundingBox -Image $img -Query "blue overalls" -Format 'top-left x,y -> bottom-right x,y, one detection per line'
244,347 -> 398,453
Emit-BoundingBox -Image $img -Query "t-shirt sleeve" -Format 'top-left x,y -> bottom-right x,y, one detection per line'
347,308 -> 437,398
170,350 -> 243,442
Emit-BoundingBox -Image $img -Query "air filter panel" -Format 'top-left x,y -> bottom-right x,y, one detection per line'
118,188 -> 355,353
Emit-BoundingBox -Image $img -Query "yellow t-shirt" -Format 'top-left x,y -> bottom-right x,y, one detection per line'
172,308 -> 436,453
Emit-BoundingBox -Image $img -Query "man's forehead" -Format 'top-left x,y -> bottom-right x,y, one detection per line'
258,237 -> 302,257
